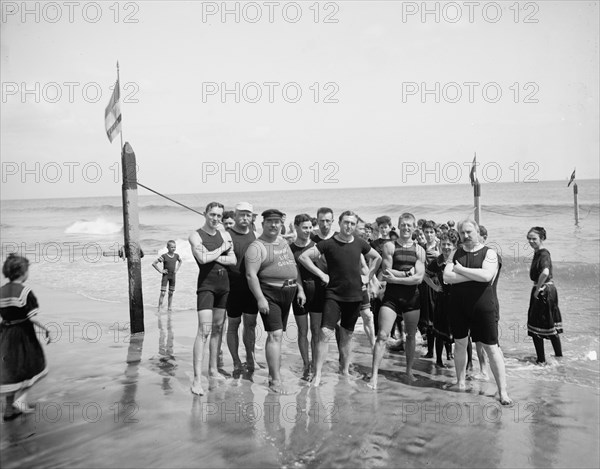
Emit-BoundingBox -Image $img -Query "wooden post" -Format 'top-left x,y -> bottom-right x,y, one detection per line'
573,182 -> 579,225
474,180 -> 481,225
121,142 -> 144,333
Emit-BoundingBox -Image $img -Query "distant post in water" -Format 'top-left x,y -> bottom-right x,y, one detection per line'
121,142 -> 144,333
573,183 -> 579,225
473,181 -> 481,225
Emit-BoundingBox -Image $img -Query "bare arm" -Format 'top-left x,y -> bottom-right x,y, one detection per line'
188,231 -> 231,265
215,232 -> 236,267
364,248 -> 382,283
453,248 -> 498,283
152,257 -> 165,274
298,245 -> 329,285
245,241 -> 269,313
383,245 -> 424,285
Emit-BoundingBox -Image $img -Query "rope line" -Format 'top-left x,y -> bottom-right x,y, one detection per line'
136,181 -> 205,217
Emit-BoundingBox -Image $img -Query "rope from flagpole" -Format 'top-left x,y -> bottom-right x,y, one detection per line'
136,181 -> 205,217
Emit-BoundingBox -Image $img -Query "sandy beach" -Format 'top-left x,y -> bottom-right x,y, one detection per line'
1,284 -> 598,469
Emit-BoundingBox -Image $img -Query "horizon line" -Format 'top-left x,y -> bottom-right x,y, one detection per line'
1,178 -> 599,202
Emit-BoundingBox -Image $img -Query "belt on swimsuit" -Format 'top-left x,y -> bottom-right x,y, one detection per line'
262,279 -> 297,288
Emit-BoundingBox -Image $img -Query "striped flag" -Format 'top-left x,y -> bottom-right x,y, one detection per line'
567,168 -> 576,187
104,79 -> 122,143
469,154 -> 478,186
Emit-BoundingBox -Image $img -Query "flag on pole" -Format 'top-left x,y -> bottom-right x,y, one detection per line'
104,79 -> 122,143
470,154 -> 478,186
567,168 -> 576,187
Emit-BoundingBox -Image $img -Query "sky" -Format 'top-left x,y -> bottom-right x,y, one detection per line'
1,0 -> 599,200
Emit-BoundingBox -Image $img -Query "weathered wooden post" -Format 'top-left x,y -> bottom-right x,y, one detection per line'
573,182 -> 579,226
121,142 -> 144,333
474,180 -> 481,225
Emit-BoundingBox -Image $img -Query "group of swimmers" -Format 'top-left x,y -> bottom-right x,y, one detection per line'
0,202 -> 564,421
180,201 -> 524,404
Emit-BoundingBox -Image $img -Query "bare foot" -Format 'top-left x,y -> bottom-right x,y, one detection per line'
498,393 -> 514,406
208,371 -> 227,381
13,401 -> 35,414
367,377 -> 378,390
445,381 -> 469,392
301,366 -> 311,381
406,372 -> 418,385
311,374 -> 322,387
435,362 -> 449,369
268,379 -> 294,395
191,379 -> 204,395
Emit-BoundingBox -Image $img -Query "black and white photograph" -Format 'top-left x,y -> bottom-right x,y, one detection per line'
1,1 -> 599,467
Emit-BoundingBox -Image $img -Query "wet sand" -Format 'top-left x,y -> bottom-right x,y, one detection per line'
1,285 -> 598,468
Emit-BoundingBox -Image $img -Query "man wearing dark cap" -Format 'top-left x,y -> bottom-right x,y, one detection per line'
225,202 -> 259,377
245,209 -> 306,393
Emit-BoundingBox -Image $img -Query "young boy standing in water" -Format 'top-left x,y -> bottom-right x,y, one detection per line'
153,240 -> 182,312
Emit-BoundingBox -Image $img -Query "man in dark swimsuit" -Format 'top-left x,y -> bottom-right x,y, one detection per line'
225,202 -> 258,376
188,202 -> 236,395
369,213 -> 426,389
299,210 -> 381,387
444,219 -> 512,405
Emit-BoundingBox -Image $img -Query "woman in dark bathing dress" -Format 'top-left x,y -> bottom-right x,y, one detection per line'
526,227 -> 563,364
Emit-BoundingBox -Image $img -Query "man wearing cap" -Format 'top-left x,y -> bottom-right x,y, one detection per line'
225,202 -> 259,376
299,210 -> 381,387
245,209 -> 306,393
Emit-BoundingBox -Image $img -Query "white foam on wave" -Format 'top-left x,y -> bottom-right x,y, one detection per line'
586,350 -> 597,361
65,218 -> 121,235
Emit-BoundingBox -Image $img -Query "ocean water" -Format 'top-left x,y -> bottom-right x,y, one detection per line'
1,179 -> 599,389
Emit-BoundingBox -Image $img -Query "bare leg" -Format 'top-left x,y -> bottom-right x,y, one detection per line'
360,307 -> 376,349
338,327 -> 354,375
296,314 -> 310,376
167,291 -> 174,311
209,308 -> 226,378
265,330 -> 284,392
475,341 -> 489,379
191,309 -> 212,395
242,313 -> 258,370
369,306 -> 396,389
227,316 -> 243,370
453,337 -> 468,390
312,327 -> 334,387
309,312 -> 322,371
483,343 -> 512,405
403,309 -> 420,384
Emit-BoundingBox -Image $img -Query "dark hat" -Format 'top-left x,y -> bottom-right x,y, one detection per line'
261,209 -> 285,220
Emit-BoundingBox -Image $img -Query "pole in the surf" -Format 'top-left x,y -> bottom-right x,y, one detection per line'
121,142 -> 144,333
474,180 -> 481,225
470,153 -> 481,225
573,183 -> 579,225
567,168 -> 578,226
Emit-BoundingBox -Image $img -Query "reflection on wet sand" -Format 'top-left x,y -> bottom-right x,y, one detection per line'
119,331 -> 144,426
156,312 -> 176,394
